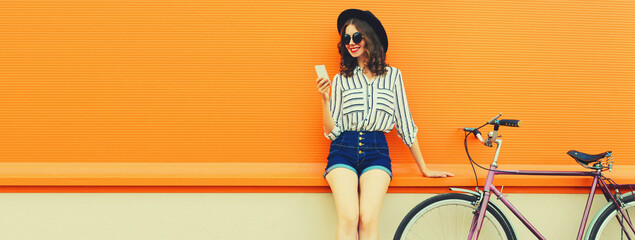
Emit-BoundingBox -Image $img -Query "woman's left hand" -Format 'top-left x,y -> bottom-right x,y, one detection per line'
421,169 -> 454,178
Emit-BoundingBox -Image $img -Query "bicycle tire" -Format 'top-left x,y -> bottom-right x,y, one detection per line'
587,194 -> 635,239
393,193 -> 516,240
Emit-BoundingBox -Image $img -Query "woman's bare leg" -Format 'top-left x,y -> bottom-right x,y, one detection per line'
326,168 -> 360,240
358,169 -> 390,240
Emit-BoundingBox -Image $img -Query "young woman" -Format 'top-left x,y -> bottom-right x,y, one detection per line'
315,9 -> 454,240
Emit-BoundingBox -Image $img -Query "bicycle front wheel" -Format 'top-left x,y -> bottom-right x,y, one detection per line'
394,193 -> 515,240
588,194 -> 635,240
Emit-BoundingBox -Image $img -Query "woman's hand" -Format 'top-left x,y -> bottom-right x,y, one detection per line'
316,77 -> 331,103
421,168 -> 455,178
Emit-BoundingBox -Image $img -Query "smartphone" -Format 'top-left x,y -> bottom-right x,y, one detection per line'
315,65 -> 329,80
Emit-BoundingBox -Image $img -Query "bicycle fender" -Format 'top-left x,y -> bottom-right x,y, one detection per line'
620,191 -> 635,199
449,187 -> 481,196
583,191 -> 635,240
449,187 -> 518,239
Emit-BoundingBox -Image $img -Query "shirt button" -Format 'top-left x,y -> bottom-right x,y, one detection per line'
359,150 -> 363,154
359,137 -> 363,140
359,132 -> 364,135
359,142 -> 363,146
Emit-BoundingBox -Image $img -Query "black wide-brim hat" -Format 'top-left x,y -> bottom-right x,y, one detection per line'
337,9 -> 388,53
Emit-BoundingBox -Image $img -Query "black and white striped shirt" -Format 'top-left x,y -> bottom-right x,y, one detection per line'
325,66 -> 418,147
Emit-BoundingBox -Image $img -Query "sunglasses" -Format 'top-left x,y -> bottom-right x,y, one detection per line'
342,32 -> 363,45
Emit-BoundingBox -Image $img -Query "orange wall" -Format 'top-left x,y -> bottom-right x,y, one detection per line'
1,1 -> 635,167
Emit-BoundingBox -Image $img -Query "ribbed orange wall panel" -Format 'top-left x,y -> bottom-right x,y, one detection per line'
1,1 -> 634,167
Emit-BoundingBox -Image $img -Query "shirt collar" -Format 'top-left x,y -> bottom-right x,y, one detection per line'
354,66 -> 363,74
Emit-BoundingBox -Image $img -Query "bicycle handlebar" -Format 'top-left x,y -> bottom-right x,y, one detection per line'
461,113 -> 521,146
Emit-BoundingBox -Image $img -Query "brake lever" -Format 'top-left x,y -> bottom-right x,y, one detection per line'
461,128 -> 487,145
473,129 -> 486,144
487,113 -> 503,124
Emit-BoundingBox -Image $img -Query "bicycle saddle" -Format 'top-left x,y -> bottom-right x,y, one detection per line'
567,150 -> 612,165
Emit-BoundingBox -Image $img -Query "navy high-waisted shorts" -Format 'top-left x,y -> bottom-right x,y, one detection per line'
324,131 -> 392,179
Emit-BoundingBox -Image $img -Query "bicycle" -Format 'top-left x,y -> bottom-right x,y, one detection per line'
393,113 -> 635,240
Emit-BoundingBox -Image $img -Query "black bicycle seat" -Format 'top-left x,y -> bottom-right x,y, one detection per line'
567,150 -> 612,165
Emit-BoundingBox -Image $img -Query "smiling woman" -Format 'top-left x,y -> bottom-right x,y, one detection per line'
316,9 -> 454,240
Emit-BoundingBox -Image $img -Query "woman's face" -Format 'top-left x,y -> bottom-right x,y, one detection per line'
343,24 -> 366,59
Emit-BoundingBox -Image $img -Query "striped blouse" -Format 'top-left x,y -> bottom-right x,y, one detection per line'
325,66 -> 418,147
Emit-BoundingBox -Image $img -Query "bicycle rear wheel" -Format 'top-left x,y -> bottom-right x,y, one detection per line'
588,194 -> 635,240
394,193 -> 515,240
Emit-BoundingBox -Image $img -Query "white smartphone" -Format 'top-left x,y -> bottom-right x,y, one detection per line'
315,65 -> 329,80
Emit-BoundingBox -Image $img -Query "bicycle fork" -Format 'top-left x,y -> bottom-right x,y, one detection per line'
467,188 -> 491,240
467,163 -> 498,240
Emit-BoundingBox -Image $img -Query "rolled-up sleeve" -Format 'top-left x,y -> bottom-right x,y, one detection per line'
324,74 -> 343,140
394,70 -> 418,147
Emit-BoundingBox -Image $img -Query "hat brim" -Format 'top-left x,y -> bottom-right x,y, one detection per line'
337,9 -> 388,53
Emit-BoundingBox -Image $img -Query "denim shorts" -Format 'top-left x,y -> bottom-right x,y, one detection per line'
324,131 -> 392,179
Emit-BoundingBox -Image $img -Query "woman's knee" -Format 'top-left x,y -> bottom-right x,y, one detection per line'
338,211 -> 359,229
359,211 -> 379,229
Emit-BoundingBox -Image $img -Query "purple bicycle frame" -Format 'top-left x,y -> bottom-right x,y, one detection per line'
466,164 -> 635,240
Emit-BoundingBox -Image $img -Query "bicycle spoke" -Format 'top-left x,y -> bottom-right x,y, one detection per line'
395,194 -> 511,240
435,207 -> 447,239
591,195 -> 635,240
624,207 -> 635,237
433,207 -> 446,239
459,205 -> 467,239
420,206 -> 442,239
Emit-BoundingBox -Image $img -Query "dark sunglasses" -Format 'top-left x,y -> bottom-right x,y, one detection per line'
342,32 -> 363,45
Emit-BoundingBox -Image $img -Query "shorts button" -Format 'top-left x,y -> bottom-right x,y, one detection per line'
359,150 -> 363,154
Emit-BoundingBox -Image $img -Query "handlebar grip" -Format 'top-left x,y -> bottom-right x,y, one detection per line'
498,119 -> 522,127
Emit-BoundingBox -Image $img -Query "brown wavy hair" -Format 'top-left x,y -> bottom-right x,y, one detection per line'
338,18 -> 388,78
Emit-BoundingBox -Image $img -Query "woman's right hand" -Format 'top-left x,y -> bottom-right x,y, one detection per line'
316,77 -> 331,103
421,168 -> 455,178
